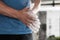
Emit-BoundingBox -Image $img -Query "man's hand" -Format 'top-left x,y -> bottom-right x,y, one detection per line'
0,1 -> 35,26
18,8 -> 35,26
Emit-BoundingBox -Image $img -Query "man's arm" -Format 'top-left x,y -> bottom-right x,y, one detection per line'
0,1 -> 21,18
0,1 -> 35,26
32,0 -> 40,10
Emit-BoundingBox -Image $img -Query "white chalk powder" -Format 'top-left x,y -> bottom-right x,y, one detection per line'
27,10 -> 41,33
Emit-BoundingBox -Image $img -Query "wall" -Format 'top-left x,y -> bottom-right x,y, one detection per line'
47,10 -> 60,37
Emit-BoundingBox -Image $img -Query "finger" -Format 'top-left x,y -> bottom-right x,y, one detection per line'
25,13 -> 36,21
25,18 -> 34,24
22,19 -> 30,26
26,12 -> 37,20
21,9 -> 36,21
22,11 -> 36,21
22,17 -> 31,26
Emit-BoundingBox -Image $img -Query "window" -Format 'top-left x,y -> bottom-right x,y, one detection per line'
41,0 -> 60,6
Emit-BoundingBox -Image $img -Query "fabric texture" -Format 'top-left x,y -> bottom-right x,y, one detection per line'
0,0 -> 32,34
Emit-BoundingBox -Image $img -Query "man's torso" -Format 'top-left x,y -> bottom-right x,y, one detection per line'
0,0 -> 32,34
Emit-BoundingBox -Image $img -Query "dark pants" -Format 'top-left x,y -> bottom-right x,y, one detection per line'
0,33 -> 33,40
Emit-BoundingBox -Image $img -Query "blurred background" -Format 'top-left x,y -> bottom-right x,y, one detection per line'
31,0 -> 60,40
41,0 -> 60,6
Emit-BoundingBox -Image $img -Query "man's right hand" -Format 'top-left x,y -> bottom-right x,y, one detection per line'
8,9 -> 35,27
1,8 -> 35,27
0,1 -> 35,27
16,10 -> 35,27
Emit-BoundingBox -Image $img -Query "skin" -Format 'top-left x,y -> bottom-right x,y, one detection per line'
0,0 -> 40,27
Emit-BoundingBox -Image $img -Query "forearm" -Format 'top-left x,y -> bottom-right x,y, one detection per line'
0,1 -> 20,19
0,9 -> 4,13
0,8 -> 18,18
32,0 -> 40,10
